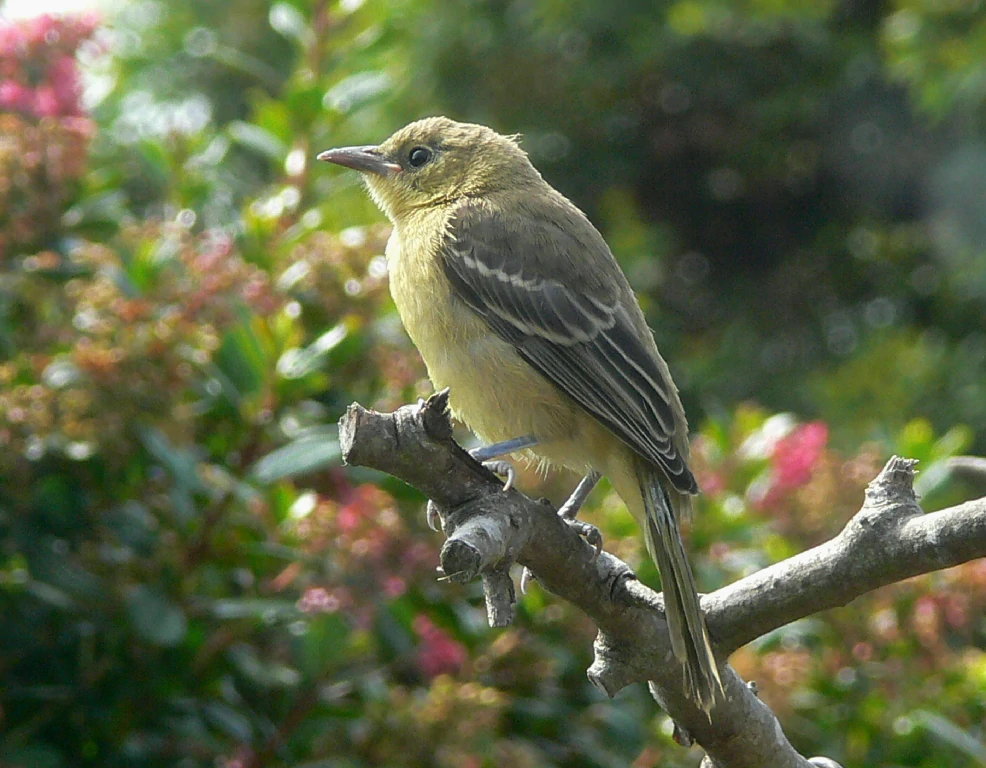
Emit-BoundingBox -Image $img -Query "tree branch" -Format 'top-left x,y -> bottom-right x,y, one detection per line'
338,393 -> 986,768
709,457 -> 986,654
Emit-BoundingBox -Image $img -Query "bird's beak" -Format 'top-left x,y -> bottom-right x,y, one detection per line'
316,145 -> 402,178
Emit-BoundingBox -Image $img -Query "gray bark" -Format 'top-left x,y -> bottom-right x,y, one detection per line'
338,391 -> 986,768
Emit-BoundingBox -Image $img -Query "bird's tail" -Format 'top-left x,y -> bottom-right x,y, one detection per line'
636,460 -> 722,713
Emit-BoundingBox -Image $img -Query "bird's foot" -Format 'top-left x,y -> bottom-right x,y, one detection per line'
558,471 -> 602,520
520,515 -> 603,593
564,516 -> 604,560
480,459 -> 516,491
469,435 -> 538,462
559,471 -> 603,559
520,473 -> 604,593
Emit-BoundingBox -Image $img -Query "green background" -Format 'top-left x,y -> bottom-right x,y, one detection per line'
1,1 -> 985,766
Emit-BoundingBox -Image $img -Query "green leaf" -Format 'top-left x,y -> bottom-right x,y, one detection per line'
250,426 -> 340,483
913,709 -> 986,763
63,189 -> 127,240
126,585 -> 188,647
373,603 -> 414,660
269,3 -> 310,45
140,427 -> 204,495
204,702 -> 255,740
211,46 -> 282,89
29,540 -> 103,602
214,320 -> 269,400
323,71 -> 392,114
228,120 -> 288,163
106,501 -> 159,556
211,598 -> 299,621
276,323 -> 348,380
932,424 -> 974,459
227,642 -> 302,688
299,613 -> 351,677
25,580 -> 76,611
914,458 -> 952,499
253,100 -> 293,146
135,139 -> 172,189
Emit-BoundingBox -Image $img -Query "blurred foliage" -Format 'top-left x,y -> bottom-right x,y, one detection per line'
1,2 -> 985,767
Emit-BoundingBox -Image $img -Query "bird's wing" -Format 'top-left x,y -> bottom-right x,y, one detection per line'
440,199 -> 698,494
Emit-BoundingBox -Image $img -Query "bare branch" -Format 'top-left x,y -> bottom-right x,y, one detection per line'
708,458 -> 986,654
338,394 -> 986,767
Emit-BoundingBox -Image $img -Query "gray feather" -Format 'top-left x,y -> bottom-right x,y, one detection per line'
638,461 -> 723,712
440,200 -> 698,493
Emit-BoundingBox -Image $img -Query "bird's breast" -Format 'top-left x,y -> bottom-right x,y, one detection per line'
385,221 -> 587,463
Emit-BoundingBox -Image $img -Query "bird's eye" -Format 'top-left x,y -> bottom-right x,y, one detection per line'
407,146 -> 433,168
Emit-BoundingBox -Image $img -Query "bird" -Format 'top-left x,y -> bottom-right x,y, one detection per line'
318,116 -> 722,711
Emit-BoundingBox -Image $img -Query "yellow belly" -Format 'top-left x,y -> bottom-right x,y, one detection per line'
385,221 -> 607,474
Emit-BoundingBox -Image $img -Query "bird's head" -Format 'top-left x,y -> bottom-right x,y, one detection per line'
317,116 -> 541,220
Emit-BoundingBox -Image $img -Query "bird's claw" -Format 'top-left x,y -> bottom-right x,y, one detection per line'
481,459 -> 516,492
564,517 -> 603,561
520,566 -> 537,594
426,500 -> 443,531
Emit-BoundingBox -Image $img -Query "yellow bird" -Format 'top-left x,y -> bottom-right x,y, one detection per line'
319,116 -> 722,710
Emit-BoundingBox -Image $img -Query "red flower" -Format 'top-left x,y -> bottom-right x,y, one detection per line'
49,55 -> 81,114
0,80 -> 31,112
697,469 -> 726,496
336,501 -> 363,533
383,575 -> 407,598
0,23 -> 28,55
413,615 -> 467,678
26,14 -> 58,47
754,420 -> 829,508
771,421 -> 828,492
33,85 -> 59,117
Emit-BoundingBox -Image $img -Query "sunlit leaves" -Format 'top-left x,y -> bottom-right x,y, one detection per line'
323,71 -> 393,114
269,3 -> 311,47
228,120 -> 289,164
250,425 -> 341,483
881,3 -> 986,117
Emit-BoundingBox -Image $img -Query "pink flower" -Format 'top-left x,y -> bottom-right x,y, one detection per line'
413,615 -> 467,678
49,55 -> 80,114
851,641 -> 872,662
943,594 -> 969,629
0,22 -> 27,54
297,586 -> 341,614
912,595 -> 940,646
753,420 -> 829,508
0,80 -> 32,112
26,14 -> 58,46
73,12 -> 102,39
33,85 -> 60,118
771,421 -> 828,492
336,502 -> 363,533
382,575 -> 406,598
697,470 -> 726,496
